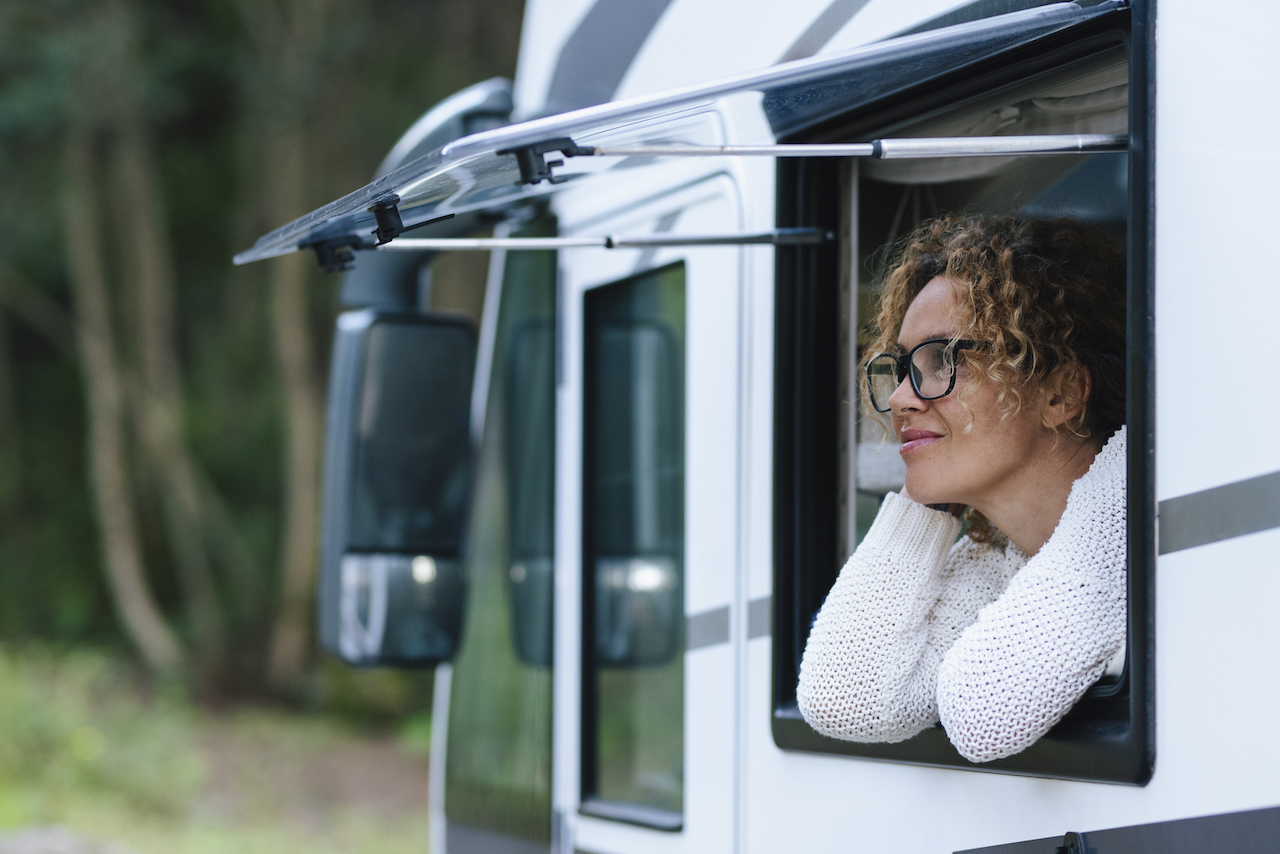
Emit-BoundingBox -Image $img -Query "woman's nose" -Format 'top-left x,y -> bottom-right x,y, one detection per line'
887,373 -> 926,414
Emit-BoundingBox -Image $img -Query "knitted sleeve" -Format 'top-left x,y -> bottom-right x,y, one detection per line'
936,429 -> 1128,763
796,492 -> 964,742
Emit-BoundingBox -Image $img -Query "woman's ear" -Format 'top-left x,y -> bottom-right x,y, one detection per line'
1041,365 -> 1091,429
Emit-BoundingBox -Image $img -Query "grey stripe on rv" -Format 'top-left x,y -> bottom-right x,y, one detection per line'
685,606 -> 730,651
543,0 -> 675,116
748,596 -> 771,640
685,598 -> 772,651
777,0 -> 875,63
1159,470 -> 1280,554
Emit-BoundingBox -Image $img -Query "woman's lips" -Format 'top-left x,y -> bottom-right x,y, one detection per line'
899,428 -> 942,455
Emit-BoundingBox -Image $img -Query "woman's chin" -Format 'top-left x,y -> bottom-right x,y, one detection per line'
903,477 -> 933,505
903,476 -> 948,507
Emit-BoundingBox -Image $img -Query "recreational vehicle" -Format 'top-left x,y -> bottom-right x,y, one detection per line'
234,0 -> 1280,850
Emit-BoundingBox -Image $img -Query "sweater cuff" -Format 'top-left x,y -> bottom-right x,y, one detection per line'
860,491 -> 963,565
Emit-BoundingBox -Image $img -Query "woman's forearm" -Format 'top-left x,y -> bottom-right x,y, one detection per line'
797,492 -> 961,742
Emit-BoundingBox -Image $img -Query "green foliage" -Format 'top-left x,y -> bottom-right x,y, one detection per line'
0,645 -> 439,853
303,657 -> 436,729
0,644 -> 204,822
0,0 -> 523,692
397,712 -> 433,759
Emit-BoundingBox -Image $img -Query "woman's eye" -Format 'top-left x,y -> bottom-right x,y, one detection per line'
918,347 -> 946,376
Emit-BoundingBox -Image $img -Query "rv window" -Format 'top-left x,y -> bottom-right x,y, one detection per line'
772,32 -> 1152,783
581,263 -> 686,829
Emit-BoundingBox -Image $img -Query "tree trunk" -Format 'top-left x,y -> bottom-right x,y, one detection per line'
112,113 -> 228,685
63,131 -> 184,676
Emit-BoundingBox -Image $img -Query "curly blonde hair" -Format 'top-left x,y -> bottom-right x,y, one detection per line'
867,214 -> 1126,542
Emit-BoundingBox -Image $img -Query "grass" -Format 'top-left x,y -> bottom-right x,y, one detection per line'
0,645 -> 435,853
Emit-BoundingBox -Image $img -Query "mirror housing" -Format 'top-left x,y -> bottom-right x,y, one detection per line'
318,309 -> 476,666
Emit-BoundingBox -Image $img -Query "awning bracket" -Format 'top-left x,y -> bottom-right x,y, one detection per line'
301,236 -> 360,274
369,194 -> 405,245
499,137 -> 594,186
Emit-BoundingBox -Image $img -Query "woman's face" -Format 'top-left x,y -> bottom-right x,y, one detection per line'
888,276 -> 1052,511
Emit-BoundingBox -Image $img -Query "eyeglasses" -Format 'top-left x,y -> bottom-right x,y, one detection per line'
865,338 -> 981,412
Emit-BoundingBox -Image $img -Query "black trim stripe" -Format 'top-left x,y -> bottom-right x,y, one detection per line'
1158,470 -> 1280,554
956,804 -> 1280,853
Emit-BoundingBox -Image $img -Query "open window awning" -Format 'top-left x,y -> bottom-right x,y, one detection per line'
233,0 -> 1128,268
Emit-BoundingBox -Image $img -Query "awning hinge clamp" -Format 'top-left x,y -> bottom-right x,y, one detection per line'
368,194 -> 405,244
500,137 -> 595,186
300,235 -> 361,274
301,209 -> 455,272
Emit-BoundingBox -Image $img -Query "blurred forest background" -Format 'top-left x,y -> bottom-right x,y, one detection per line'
0,0 -> 523,849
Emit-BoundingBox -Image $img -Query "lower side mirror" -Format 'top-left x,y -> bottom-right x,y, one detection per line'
318,309 -> 477,666
339,554 -> 465,664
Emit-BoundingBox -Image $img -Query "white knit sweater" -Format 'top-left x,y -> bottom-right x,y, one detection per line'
797,427 -> 1127,763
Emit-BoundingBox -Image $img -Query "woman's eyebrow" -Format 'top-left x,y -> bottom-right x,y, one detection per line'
896,331 -> 960,349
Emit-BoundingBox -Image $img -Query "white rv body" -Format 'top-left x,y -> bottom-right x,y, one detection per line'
240,0 -> 1280,851
495,1 -> 1279,851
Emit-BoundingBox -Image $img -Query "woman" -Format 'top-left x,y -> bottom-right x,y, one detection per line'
797,214 -> 1127,764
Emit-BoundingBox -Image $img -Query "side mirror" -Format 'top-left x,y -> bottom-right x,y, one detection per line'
318,309 -> 476,666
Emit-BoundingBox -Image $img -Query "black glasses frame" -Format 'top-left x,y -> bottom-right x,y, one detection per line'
865,338 -> 981,412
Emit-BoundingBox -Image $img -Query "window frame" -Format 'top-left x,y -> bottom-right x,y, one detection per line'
770,5 -> 1155,784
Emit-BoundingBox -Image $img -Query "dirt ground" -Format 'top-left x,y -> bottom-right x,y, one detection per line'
195,712 -> 433,829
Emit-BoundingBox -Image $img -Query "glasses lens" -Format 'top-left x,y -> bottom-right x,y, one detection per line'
866,355 -> 899,412
911,341 -> 955,399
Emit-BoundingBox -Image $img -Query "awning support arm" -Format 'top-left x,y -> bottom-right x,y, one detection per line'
513,133 -> 1127,185
378,227 -> 832,252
